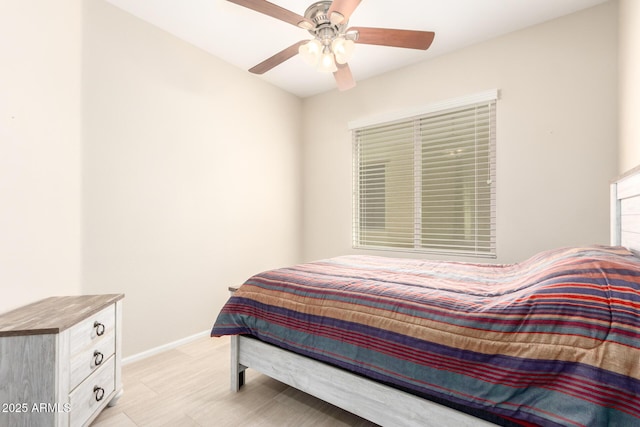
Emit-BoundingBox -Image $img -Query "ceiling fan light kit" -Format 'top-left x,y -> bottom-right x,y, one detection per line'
227,0 -> 435,91
296,1 -> 355,73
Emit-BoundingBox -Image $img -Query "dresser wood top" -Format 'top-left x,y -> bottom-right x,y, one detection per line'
0,294 -> 124,337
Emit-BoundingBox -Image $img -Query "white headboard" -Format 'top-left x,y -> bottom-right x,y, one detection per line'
611,165 -> 640,253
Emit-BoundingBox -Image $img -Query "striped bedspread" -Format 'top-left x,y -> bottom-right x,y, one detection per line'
211,246 -> 640,427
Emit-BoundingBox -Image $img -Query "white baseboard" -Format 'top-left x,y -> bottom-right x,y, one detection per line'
122,329 -> 210,365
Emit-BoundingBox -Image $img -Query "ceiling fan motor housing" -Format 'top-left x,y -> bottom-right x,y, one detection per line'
304,1 -> 348,44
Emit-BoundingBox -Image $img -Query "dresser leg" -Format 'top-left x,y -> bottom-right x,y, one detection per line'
108,388 -> 124,407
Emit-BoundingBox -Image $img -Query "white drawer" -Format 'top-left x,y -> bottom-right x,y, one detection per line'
69,330 -> 115,390
69,304 -> 115,359
69,356 -> 115,427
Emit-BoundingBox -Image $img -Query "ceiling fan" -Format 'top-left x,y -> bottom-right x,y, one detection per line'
227,0 -> 435,91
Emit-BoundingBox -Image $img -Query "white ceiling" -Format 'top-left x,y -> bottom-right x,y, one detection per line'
103,0 -> 608,98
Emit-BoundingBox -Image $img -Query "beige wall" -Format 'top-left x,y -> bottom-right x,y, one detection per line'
0,0 -> 302,357
81,0 -> 302,356
0,0 -> 83,313
619,0 -> 640,172
301,2 -> 618,264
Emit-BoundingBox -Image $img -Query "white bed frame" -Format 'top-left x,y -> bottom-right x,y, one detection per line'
228,166 -> 640,427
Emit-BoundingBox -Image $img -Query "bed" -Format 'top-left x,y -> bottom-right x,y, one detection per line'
211,166 -> 640,427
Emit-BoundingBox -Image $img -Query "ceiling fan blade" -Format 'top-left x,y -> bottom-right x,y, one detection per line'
328,0 -> 362,25
334,63 -> 356,91
227,0 -> 313,29
249,40 -> 307,74
349,27 -> 435,50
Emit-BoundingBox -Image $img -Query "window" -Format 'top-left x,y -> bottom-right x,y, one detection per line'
352,91 -> 497,257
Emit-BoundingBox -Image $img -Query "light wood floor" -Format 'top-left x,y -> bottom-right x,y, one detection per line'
92,335 -> 378,426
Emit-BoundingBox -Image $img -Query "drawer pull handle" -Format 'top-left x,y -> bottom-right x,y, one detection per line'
93,386 -> 105,402
93,351 -> 104,366
94,321 -> 105,336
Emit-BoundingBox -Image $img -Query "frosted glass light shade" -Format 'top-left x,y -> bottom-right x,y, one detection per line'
331,37 -> 355,64
317,51 -> 337,72
298,39 -> 322,66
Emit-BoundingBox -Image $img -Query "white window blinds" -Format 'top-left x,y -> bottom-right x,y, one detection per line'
352,95 -> 496,257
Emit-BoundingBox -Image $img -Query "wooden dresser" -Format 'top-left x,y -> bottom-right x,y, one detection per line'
0,294 -> 124,427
